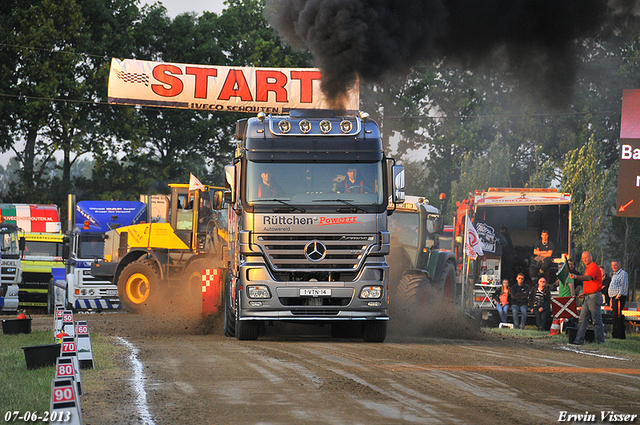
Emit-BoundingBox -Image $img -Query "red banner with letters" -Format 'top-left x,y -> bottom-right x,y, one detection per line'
108,58 -> 359,114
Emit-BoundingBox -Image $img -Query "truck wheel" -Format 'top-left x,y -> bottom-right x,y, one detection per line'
47,279 -> 55,315
363,321 -> 387,342
331,322 -> 364,339
223,273 -> 236,337
438,262 -> 457,304
236,320 -> 260,340
118,260 -> 160,313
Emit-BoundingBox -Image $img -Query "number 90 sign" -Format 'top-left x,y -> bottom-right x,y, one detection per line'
53,386 -> 74,403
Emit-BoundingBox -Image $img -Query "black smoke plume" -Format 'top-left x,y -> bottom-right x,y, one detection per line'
267,0 -> 638,108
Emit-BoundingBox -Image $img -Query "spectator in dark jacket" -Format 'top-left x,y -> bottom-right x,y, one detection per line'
510,273 -> 530,330
529,277 -> 551,331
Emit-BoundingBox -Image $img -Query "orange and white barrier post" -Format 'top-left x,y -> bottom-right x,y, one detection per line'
202,268 -> 222,317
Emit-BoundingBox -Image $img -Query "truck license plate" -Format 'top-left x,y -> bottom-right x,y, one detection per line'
299,288 -> 331,297
106,289 -> 118,296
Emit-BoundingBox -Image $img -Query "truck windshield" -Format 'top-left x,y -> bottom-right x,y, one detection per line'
78,235 -> 104,259
246,162 -> 384,206
0,230 -> 20,255
24,241 -> 63,257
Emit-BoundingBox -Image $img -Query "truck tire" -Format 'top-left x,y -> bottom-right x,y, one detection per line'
437,262 -> 457,304
223,273 -> 236,337
47,279 -> 55,315
362,320 -> 387,342
117,259 -> 160,313
236,320 -> 260,340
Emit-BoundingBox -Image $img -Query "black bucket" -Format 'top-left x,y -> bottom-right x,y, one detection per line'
2,318 -> 32,335
567,327 -> 595,344
21,344 -> 61,370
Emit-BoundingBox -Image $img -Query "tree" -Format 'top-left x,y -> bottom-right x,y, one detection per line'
561,136 -> 615,257
0,0 -> 145,205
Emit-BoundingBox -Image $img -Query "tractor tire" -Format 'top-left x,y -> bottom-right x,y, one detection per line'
362,320 -> 387,343
236,320 -> 260,341
396,273 -> 430,309
223,273 -> 236,338
117,259 -> 161,313
437,262 -> 457,305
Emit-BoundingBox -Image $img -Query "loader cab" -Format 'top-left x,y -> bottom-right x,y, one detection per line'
168,184 -> 228,253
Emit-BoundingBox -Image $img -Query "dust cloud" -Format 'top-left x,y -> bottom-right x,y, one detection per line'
266,0 -> 640,108
389,295 -> 482,340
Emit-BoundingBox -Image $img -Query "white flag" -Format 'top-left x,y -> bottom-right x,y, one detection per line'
189,173 -> 205,192
464,215 -> 484,259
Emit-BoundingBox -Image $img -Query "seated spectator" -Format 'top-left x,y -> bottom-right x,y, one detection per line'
510,273 -> 530,330
492,279 -> 511,325
529,277 -> 551,331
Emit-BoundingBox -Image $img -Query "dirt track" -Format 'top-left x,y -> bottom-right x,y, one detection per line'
32,308 -> 640,425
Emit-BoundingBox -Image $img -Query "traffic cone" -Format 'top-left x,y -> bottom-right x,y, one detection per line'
549,318 -> 561,335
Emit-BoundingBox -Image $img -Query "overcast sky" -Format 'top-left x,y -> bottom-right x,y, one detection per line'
142,0 -> 227,16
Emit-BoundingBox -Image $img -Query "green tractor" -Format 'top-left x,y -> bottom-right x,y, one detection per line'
387,196 -> 458,313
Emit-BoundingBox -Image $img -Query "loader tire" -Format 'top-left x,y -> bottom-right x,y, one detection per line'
118,259 -> 160,313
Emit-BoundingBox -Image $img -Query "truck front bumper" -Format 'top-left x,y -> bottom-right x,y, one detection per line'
237,262 -> 389,321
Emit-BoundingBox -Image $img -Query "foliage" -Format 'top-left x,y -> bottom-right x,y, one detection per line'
449,139 -> 513,212
561,136 -> 616,257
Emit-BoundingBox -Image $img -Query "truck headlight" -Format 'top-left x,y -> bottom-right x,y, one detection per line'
247,285 -> 271,299
360,286 -> 383,299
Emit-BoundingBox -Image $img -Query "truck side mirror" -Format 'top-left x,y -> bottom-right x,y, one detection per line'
433,216 -> 444,234
392,165 -> 405,204
225,164 -> 236,203
19,236 -> 25,252
62,239 -> 70,260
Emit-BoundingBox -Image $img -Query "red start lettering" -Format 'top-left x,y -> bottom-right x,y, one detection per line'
186,66 -> 217,99
152,64 -> 184,97
256,70 -> 288,102
149,66 -> 322,104
291,70 -> 321,103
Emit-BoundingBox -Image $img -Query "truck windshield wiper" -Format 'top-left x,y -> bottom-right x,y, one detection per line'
256,198 -> 307,213
314,198 -> 366,213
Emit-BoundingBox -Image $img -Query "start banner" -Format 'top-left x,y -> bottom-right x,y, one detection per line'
107,58 -> 359,114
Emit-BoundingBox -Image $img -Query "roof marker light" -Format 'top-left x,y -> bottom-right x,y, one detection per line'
299,119 -> 311,133
319,120 -> 332,134
278,119 -> 291,133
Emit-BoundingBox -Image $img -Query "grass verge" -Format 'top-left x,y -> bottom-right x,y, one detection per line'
0,329 -> 124,423
482,326 -> 640,356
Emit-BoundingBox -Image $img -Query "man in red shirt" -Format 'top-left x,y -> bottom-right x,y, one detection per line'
569,251 -> 605,345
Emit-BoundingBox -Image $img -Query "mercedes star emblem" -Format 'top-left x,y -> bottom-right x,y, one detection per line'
304,240 -> 327,261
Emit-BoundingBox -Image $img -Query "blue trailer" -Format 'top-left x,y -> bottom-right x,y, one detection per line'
57,198 -> 146,311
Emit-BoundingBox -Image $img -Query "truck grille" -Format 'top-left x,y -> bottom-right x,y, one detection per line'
256,234 -> 375,271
